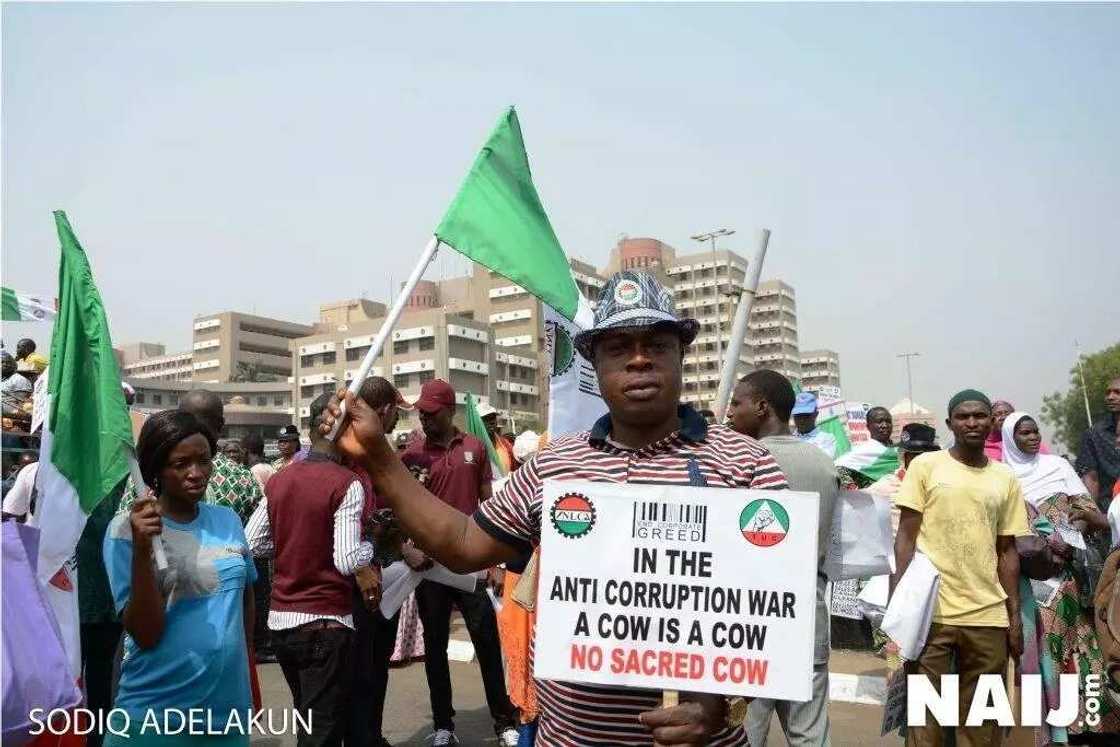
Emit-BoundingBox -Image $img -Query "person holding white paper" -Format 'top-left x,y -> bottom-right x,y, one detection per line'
893,390 -> 1029,747
727,370 -> 838,747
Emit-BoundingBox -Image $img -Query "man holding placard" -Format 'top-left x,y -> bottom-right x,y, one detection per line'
319,270 -> 801,746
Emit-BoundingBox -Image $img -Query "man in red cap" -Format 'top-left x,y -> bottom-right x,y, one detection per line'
400,379 -> 517,747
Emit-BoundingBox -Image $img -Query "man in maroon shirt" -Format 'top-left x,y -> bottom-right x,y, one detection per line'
401,380 -> 517,747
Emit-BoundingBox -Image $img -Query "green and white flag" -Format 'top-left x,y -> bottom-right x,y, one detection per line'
818,415 -> 853,459
436,106 -> 602,435
1,286 -> 56,322
436,106 -> 593,328
835,438 -> 900,482
35,211 -> 133,677
464,392 -> 505,478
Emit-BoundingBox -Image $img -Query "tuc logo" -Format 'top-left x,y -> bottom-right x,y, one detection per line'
739,499 -> 789,547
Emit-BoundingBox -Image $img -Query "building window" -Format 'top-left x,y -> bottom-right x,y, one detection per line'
419,370 -> 435,384
257,396 -> 267,406
394,341 -> 410,355
419,338 -> 435,352
346,347 -> 368,362
394,373 -> 410,389
135,393 -> 145,404
322,352 -> 336,366
274,395 -> 285,406
169,394 -> 179,406
152,394 -> 162,406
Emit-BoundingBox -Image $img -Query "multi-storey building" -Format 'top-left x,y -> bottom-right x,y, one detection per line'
120,349 -> 194,382
748,280 -> 801,384
290,298 -> 495,434
118,342 -> 169,366
191,311 -> 315,384
127,379 -> 294,441
602,238 -> 802,409
800,349 -> 841,393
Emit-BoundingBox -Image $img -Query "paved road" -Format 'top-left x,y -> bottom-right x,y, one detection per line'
253,656 -> 900,746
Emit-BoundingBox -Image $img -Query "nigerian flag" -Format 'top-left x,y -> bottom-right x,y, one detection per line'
35,211 -> 133,677
464,392 -> 505,478
436,106 -> 591,326
818,416 -> 852,458
2,286 -> 56,322
835,439 -> 900,482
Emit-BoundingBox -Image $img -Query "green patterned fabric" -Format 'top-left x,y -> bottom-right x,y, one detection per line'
1026,493 -> 1120,738
118,453 -> 262,525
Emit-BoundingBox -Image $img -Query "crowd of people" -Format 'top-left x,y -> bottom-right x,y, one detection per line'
3,268 -> 1119,747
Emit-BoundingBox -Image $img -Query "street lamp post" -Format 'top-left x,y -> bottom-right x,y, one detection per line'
690,228 -> 736,409
897,352 -> 920,414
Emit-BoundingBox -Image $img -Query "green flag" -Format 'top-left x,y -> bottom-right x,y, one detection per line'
818,415 -> 852,459
464,392 -> 505,478
435,106 -> 581,321
47,210 -> 133,511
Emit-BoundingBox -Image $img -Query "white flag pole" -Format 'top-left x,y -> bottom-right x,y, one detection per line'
327,236 -> 441,440
712,228 -> 770,422
127,456 -> 168,570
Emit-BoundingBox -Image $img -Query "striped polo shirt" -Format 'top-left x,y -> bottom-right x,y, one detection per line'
475,405 -> 787,747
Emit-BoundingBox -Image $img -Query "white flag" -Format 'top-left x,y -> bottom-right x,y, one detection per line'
544,305 -> 606,436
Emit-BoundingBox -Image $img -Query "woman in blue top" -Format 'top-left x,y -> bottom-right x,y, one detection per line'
104,410 -> 256,745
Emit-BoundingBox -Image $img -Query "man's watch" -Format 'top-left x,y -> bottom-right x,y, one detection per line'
725,697 -> 748,728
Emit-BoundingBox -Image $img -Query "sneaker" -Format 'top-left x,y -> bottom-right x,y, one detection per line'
428,730 -> 458,746
498,727 -> 519,747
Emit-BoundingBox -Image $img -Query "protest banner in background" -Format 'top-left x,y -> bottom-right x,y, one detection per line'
535,480 -> 820,700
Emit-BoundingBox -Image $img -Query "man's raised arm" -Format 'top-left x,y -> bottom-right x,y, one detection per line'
321,389 -> 519,573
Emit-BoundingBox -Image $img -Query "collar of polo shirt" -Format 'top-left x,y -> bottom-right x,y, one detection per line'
589,404 -> 708,450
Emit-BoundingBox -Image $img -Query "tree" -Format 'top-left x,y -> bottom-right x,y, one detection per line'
1041,343 -> 1120,453
231,360 -> 278,383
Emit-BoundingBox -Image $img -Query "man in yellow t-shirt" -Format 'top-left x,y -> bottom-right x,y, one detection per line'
894,389 -> 1029,747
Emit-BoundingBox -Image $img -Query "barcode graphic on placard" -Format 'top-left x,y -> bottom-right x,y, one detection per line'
633,502 -> 708,541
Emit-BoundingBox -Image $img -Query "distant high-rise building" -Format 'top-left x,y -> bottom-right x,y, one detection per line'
191,311 -> 315,384
601,237 -> 803,409
748,280 -> 801,385
800,349 -> 841,393
118,342 -> 168,366
290,300 -> 495,434
120,349 -> 194,382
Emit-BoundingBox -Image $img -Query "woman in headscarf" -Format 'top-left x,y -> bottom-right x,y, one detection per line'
1007,411 -> 1120,744
985,399 -> 1053,462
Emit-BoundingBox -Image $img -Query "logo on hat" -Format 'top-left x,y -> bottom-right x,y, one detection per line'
550,493 -> 596,539
464,451 -> 475,464
739,499 -> 790,547
547,320 -> 576,377
613,279 -> 642,306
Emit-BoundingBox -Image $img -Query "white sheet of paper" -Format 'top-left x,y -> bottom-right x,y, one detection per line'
880,553 -> 940,661
825,490 -> 894,581
1055,522 -> 1086,551
379,562 -> 421,618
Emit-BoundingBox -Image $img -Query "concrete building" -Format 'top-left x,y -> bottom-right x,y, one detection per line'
120,349 -> 194,382
127,379 -> 294,441
118,342 -> 169,366
749,280 -> 801,384
890,398 -> 938,442
800,349 -> 842,393
191,311 -> 315,384
603,238 -> 802,409
290,299 -> 495,434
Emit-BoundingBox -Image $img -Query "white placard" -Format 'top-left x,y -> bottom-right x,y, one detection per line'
534,480 -> 820,700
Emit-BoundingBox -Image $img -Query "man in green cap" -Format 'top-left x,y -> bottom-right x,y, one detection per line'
893,389 -> 1030,747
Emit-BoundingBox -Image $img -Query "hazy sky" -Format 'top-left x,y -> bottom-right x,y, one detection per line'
3,2 -> 1117,444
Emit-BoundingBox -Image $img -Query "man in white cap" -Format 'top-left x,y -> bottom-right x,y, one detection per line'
479,402 -> 515,473
792,392 -> 837,458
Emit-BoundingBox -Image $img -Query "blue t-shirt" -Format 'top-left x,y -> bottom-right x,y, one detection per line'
104,503 -> 257,723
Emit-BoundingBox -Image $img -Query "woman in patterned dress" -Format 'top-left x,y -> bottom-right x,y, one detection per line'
1008,412 -> 1120,743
